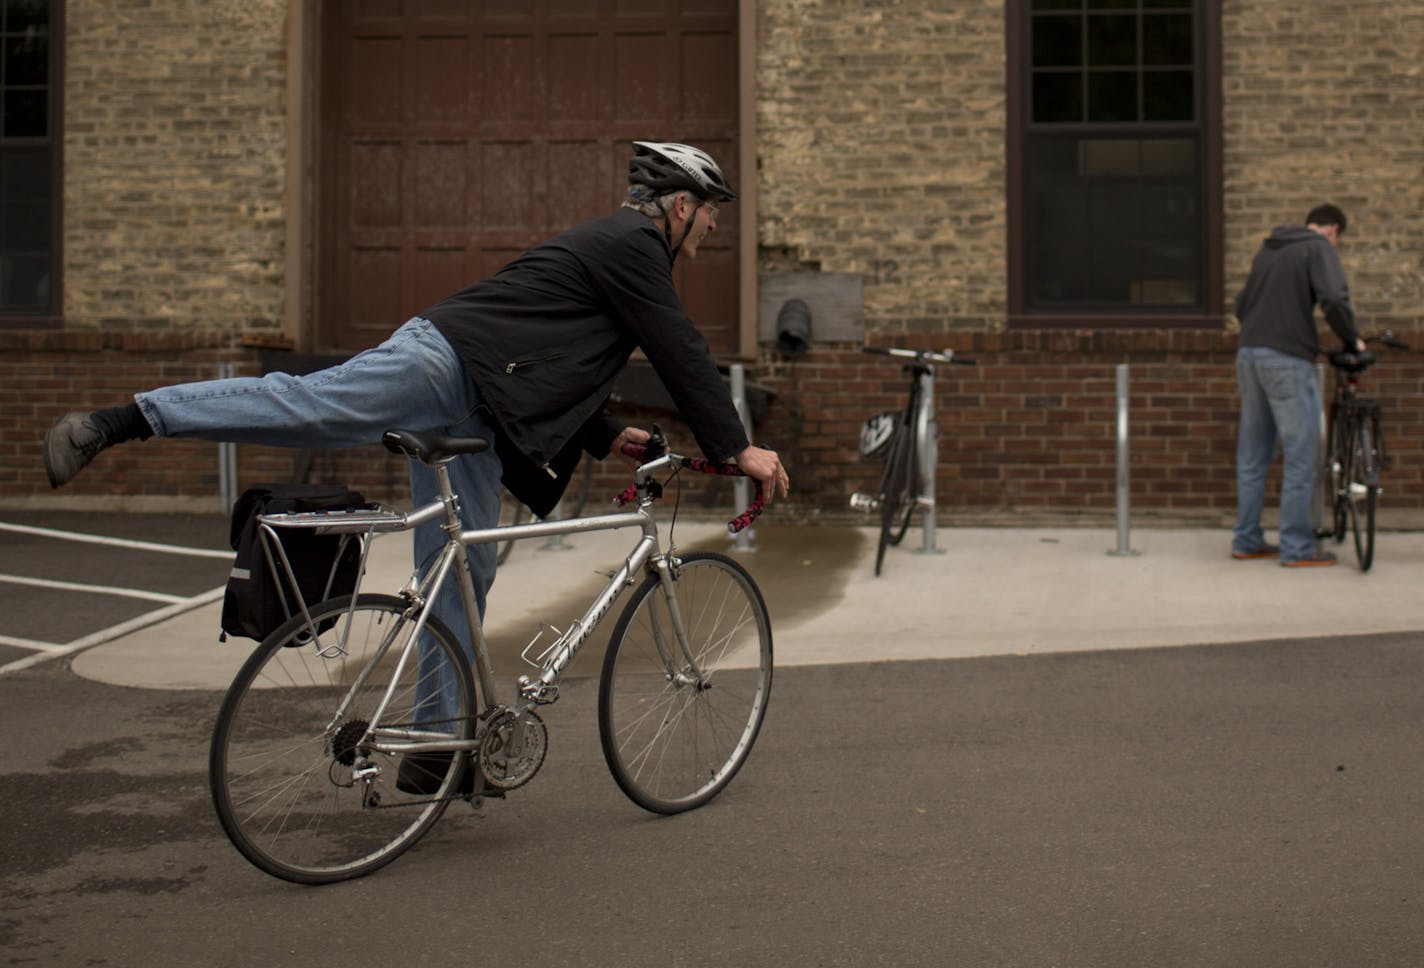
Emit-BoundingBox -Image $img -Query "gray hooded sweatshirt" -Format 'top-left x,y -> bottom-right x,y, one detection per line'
1234,225 -> 1358,361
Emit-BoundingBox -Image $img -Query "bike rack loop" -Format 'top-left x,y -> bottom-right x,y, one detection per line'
1107,363 -> 1139,557
217,362 -> 239,513
916,366 -> 942,555
729,364 -> 757,553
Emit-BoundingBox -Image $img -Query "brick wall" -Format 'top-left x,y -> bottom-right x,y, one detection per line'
5,0 -> 1424,528
62,0 -> 289,333
757,0 -> 1008,332
1221,0 -> 1424,322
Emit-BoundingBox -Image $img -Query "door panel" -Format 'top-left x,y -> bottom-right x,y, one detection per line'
320,0 -> 738,353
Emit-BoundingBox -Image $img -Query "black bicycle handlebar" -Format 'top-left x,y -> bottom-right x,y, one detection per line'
1366,332 -> 1411,351
862,345 -> 977,366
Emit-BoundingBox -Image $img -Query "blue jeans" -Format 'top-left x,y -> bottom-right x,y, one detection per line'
1234,346 -> 1321,561
138,317 -> 502,720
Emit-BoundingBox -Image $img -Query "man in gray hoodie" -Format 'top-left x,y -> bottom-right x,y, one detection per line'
1232,203 -> 1363,566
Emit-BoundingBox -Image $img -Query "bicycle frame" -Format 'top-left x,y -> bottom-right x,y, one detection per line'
261,451 -> 700,761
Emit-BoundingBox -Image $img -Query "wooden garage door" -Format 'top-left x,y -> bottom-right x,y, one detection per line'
319,0 -> 739,355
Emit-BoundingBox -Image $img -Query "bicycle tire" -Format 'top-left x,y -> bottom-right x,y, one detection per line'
1349,420 -> 1378,572
598,551 -> 773,815
875,425 -> 916,576
1319,407 -> 1344,541
887,429 -> 918,547
210,594 -> 476,884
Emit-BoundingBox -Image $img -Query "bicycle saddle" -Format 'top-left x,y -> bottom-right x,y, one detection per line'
381,429 -> 490,463
1328,350 -> 1375,373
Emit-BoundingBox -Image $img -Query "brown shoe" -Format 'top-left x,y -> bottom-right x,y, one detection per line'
1281,550 -> 1337,567
1231,544 -> 1280,560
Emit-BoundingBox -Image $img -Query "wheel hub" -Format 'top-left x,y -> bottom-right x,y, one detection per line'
330,719 -> 371,767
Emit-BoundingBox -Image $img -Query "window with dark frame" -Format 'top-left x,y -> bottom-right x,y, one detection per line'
1012,0 -> 1218,323
0,0 -> 55,319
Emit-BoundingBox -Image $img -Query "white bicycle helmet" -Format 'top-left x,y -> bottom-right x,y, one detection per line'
859,412 -> 898,458
628,141 -> 737,202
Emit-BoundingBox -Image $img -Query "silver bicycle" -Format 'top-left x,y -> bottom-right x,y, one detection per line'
208,428 -> 772,884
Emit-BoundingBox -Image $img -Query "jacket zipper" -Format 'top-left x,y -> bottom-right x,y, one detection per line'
504,354 -> 561,374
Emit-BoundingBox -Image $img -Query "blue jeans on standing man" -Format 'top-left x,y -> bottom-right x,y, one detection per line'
137,316 -> 502,721
1233,346 -> 1321,562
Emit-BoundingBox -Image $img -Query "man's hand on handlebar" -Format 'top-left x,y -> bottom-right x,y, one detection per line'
735,445 -> 790,503
611,425 -> 652,469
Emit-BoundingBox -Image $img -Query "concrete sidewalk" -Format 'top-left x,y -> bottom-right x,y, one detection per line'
71,521 -> 1424,690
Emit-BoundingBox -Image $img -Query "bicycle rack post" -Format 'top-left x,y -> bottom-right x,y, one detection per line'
729,364 -> 757,553
1107,363 -> 1138,557
540,497 -> 574,551
217,362 -> 238,512
916,367 -> 942,555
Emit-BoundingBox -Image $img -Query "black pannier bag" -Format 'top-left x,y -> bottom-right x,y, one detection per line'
221,483 -> 369,642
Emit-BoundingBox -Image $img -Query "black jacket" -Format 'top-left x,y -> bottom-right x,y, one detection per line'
1234,225 -> 1359,361
425,208 -> 748,516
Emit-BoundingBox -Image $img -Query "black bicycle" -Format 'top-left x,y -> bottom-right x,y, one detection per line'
1319,332 -> 1410,572
851,346 -> 976,576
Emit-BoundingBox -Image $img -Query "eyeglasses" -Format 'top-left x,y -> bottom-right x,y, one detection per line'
703,201 -> 720,222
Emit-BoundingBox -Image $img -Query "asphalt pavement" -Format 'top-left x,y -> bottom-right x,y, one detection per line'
2,511 -> 1423,966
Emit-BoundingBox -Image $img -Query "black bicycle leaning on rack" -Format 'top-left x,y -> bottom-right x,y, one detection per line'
1318,331 -> 1410,572
850,346 -> 976,576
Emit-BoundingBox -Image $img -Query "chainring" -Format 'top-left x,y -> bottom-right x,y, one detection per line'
477,710 -> 547,791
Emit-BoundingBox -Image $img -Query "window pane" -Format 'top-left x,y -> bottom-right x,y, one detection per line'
4,197 -> 47,247
0,149 -> 47,194
1032,15 -> 1081,67
1144,69 -> 1193,120
0,253 -> 50,306
1033,73 -> 1083,123
1087,71 -> 1136,121
1143,12 -> 1192,65
3,88 -> 45,136
1032,0 -> 1082,10
5,34 -> 47,86
1087,13 -> 1136,65
4,0 -> 48,31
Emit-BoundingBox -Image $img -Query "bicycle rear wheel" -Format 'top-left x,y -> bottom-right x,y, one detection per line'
1348,419 -> 1378,571
598,552 -> 773,814
210,594 -> 475,884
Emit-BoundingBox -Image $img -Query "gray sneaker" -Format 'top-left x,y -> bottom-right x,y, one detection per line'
44,412 -> 107,488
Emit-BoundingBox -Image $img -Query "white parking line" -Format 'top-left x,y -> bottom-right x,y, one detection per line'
0,519 -> 233,675
0,520 -> 232,558
0,585 -> 227,675
0,634 -> 66,653
0,573 -> 189,604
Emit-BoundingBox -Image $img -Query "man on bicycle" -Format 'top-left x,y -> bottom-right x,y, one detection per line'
44,139 -> 790,631
1232,203 -> 1363,567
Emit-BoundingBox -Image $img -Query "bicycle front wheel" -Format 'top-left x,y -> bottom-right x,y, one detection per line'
1348,420 -> 1379,571
210,594 -> 476,884
875,426 -> 917,575
1322,408 -> 1348,541
598,552 -> 773,814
